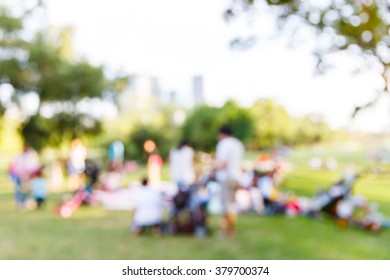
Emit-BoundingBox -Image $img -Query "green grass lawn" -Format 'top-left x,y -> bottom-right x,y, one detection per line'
0,147 -> 389,260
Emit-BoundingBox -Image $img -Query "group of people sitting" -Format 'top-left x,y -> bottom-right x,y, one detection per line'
94,144 -> 291,237
128,177 -> 209,237
6,137 -> 293,237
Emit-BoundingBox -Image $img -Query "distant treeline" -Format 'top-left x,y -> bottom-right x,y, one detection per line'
124,99 -> 331,161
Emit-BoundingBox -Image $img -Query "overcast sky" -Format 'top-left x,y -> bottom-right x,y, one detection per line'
6,0 -> 390,132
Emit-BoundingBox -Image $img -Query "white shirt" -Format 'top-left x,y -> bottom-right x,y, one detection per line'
169,146 -> 195,184
257,175 -> 274,199
69,145 -> 87,170
132,186 -> 163,226
216,136 -> 244,182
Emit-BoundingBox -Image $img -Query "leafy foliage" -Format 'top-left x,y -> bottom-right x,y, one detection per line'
182,99 -> 330,152
20,113 -> 102,152
225,0 -> 390,114
0,3 -> 125,151
126,125 -> 177,162
182,101 -> 254,151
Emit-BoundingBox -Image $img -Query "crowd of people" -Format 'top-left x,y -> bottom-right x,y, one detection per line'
7,125 -> 389,237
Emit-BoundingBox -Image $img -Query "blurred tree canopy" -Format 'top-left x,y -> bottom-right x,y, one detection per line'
1,1 -> 341,157
182,99 -> 330,152
125,125 -> 176,163
181,101 -> 254,151
0,2 -> 126,151
250,99 -> 294,148
125,108 -> 180,162
224,0 -> 390,114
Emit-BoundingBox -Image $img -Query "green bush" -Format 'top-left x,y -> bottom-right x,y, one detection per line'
125,125 -> 178,162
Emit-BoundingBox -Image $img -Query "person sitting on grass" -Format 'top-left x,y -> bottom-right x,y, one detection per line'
131,178 -> 163,236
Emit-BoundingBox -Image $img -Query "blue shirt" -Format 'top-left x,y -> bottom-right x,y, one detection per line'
108,141 -> 124,161
30,178 -> 47,199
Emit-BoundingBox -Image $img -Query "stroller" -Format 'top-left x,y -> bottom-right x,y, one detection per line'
311,173 -> 357,218
309,172 -> 390,233
168,179 -> 210,237
55,159 -> 100,218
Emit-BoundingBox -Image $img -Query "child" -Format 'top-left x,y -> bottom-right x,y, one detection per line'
29,167 -> 48,209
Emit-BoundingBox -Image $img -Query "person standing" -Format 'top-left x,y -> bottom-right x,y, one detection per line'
108,139 -> 125,168
144,140 -> 163,188
67,138 -> 87,191
169,139 -> 195,191
213,125 -> 244,236
29,167 -> 48,209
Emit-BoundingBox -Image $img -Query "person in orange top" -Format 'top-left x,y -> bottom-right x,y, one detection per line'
144,140 -> 163,189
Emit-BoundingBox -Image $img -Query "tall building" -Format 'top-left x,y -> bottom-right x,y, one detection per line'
118,74 -> 206,113
169,90 -> 179,106
118,74 -> 161,114
193,76 -> 204,106
151,77 -> 162,101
